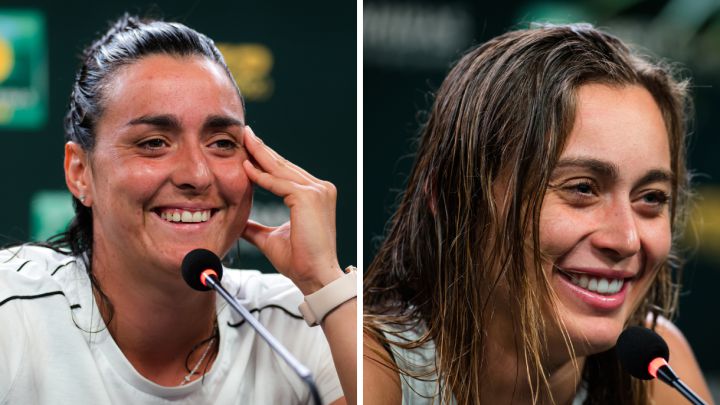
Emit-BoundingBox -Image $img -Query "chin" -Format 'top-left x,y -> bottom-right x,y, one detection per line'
563,314 -> 627,355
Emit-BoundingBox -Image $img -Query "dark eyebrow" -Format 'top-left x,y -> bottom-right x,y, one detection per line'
126,114 -> 245,132
203,115 -> 245,130
552,157 -> 674,186
552,157 -> 619,180
635,169 -> 674,187
127,114 -> 181,130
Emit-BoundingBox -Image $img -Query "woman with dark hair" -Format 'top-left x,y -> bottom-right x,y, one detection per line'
364,24 -> 712,404
0,15 -> 355,404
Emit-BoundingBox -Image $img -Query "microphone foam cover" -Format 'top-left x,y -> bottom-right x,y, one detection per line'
181,248 -> 223,291
616,326 -> 669,380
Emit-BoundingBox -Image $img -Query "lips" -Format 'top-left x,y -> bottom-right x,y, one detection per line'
554,266 -> 636,312
556,268 -> 630,295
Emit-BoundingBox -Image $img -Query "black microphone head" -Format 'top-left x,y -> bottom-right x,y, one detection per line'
616,326 -> 670,380
181,248 -> 223,291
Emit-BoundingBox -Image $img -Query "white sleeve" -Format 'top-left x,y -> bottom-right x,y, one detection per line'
0,298 -> 30,404
303,326 -> 344,404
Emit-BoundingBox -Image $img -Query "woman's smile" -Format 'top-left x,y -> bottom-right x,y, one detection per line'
553,265 -> 636,312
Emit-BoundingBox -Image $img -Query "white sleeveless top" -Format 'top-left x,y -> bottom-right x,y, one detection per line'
384,324 -> 588,404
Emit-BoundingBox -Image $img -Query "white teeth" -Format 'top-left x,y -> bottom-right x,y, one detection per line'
159,209 -> 211,223
597,278 -> 609,294
565,272 -> 624,295
579,275 -> 589,288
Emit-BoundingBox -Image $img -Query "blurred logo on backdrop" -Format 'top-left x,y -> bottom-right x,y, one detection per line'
217,43 -> 274,101
364,3 -> 473,70
0,10 -> 47,129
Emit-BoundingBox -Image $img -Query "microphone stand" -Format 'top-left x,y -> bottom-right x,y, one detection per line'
204,275 -> 323,405
656,365 -> 707,405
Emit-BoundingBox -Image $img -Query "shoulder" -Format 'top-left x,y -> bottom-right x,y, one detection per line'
0,245 -> 77,304
648,316 -> 713,405
222,268 -> 302,309
363,328 -> 402,405
0,244 -> 73,268
220,269 -> 307,330
0,246 -> 79,397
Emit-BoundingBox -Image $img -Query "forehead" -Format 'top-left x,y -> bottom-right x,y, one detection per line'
98,54 -> 244,130
562,84 -> 670,167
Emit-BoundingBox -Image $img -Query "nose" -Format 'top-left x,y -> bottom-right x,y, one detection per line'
590,201 -> 641,260
171,142 -> 212,193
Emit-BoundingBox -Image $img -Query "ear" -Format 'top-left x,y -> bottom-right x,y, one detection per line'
64,142 -> 93,206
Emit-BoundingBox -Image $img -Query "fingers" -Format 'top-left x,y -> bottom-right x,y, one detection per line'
243,126 -> 318,185
241,220 -> 274,250
243,159 -> 304,197
243,159 -> 337,208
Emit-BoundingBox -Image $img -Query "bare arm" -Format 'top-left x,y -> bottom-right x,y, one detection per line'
651,317 -> 714,405
322,299 -> 357,405
364,332 -> 402,405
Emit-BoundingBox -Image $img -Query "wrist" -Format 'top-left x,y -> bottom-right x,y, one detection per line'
294,264 -> 345,296
298,266 -> 357,327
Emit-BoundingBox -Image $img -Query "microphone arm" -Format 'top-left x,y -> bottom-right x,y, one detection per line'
655,364 -> 707,405
204,275 -> 323,405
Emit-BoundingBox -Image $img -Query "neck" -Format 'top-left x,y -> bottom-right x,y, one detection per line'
480,308 -> 585,404
91,245 -> 218,386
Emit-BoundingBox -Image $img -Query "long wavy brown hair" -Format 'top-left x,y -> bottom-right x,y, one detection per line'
364,23 -> 691,404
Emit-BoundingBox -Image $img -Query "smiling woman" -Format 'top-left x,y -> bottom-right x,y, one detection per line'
0,14 -> 355,405
363,24 -> 712,404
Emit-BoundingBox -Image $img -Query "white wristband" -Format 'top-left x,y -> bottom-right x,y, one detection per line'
298,267 -> 357,327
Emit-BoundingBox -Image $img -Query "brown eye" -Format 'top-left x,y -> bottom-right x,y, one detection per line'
572,182 -> 593,195
211,139 -> 238,150
139,138 -> 168,149
642,191 -> 669,205
562,180 -> 596,196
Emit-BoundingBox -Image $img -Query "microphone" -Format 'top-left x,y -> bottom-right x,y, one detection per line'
616,326 -> 707,405
182,249 -> 323,405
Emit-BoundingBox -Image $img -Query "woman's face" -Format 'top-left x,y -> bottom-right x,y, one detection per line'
540,83 -> 672,353
82,54 -> 252,276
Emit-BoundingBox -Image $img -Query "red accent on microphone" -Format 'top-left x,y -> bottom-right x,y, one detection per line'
648,357 -> 668,379
200,269 -> 218,287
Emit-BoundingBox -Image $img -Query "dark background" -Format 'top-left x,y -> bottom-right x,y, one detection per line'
364,0 -> 720,398
0,1 -> 356,271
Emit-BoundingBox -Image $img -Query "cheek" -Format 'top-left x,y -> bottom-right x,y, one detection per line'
641,219 -> 672,268
538,201 -> 588,258
92,158 -> 168,206
216,161 -> 253,204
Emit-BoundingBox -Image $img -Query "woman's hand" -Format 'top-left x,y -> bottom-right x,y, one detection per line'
241,126 -> 344,295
